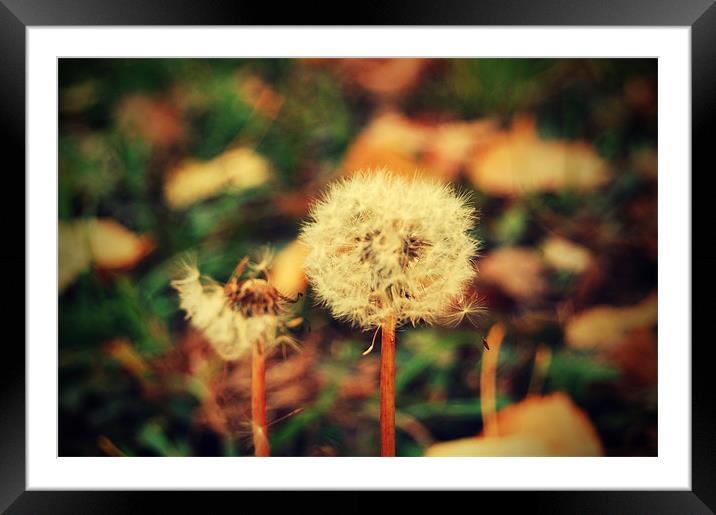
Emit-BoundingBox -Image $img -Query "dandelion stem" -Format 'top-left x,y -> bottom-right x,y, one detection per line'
480,323 -> 505,438
380,315 -> 396,457
251,339 -> 270,457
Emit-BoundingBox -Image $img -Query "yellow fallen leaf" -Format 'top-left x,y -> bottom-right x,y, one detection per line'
467,116 -> 610,196
541,236 -> 594,274
422,120 -> 497,181
565,293 -> 658,350
164,147 -> 271,209
425,434 -> 552,457
425,393 -> 603,457
59,220 -> 93,292
342,112 -> 496,181
88,218 -> 154,270
492,393 -> 603,456
58,218 -> 153,292
269,240 -> 310,298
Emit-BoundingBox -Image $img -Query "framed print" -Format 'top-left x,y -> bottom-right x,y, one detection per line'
3,0 -> 714,512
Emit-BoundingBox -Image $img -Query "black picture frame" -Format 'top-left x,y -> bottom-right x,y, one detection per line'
2,1 -> 713,512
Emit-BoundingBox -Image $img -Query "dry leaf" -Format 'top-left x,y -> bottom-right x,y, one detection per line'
310,58 -> 430,97
491,393 -> 603,456
59,218 -> 153,291
59,220 -> 93,292
425,393 -> 603,457
541,236 -> 594,274
565,293 -> 657,350
342,112 -> 495,181
341,112 -> 430,178
269,240 -> 309,297
115,95 -> 186,147
467,116 -> 610,196
479,247 -> 547,301
88,218 -> 154,270
348,58 -> 428,96
425,434 -> 553,457
238,74 -> 284,119
164,147 -> 271,209
422,120 -> 497,181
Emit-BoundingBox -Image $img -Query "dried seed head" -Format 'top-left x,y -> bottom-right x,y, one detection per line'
300,169 -> 479,330
171,254 -> 298,361
225,277 -> 283,317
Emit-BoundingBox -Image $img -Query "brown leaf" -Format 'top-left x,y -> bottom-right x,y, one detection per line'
541,236 -> 594,274
479,247 -> 547,301
565,293 -> 657,350
115,95 -> 186,148
605,328 -> 658,387
309,58 -> 431,97
467,115 -> 610,196
238,74 -> 284,119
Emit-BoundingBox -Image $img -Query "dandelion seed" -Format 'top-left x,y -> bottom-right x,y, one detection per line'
441,294 -> 486,328
362,326 -> 382,356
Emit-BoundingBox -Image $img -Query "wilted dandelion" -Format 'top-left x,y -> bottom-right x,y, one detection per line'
171,252 -> 300,456
301,169 -> 479,455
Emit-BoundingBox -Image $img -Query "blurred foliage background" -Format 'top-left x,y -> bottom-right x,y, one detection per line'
58,58 -> 657,457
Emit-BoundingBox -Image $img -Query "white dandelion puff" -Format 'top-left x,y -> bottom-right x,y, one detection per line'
170,254 -> 298,361
300,169 -> 479,331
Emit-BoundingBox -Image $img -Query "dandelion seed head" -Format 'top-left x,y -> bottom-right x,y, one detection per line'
171,256 -> 294,361
300,169 -> 479,330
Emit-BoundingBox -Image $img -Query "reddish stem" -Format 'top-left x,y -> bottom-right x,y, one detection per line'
380,315 -> 396,457
251,339 -> 270,457
480,323 -> 505,438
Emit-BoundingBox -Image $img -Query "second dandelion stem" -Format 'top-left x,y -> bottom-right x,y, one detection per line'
380,315 -> 396,457
251,339 -> 270,457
